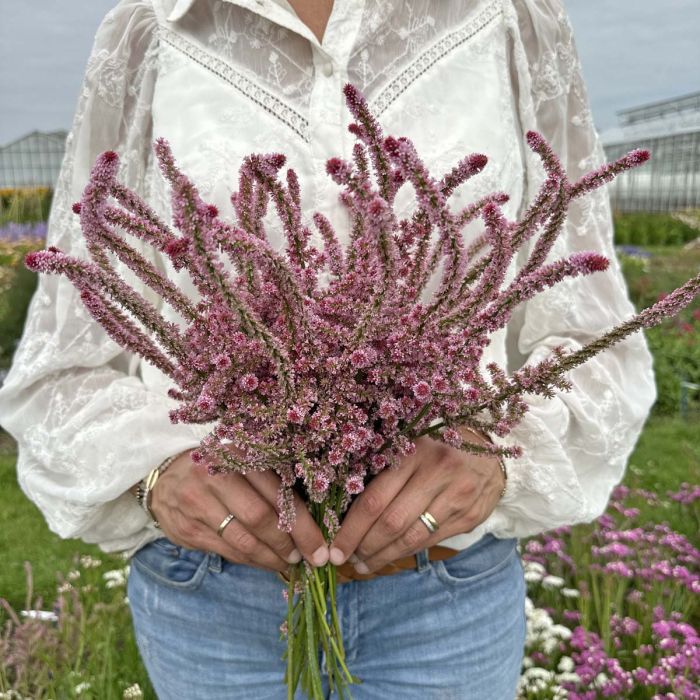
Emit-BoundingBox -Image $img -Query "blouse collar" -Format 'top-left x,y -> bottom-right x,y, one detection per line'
166,0 -> 359,61
167,0 -> 296,23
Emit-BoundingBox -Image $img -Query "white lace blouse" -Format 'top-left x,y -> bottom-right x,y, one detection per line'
0,0 -> 656,559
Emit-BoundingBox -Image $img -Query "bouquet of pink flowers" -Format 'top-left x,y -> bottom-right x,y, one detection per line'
25,83 -> 700,699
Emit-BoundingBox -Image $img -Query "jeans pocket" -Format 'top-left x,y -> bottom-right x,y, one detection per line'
131,536 -> 210,591
432,533 -> 518,586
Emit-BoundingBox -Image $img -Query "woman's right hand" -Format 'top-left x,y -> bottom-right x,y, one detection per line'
149,450 -> 330,574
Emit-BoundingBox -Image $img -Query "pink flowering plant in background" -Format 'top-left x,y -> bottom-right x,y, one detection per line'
24,83 -> 700,698
517,482 -> 699,699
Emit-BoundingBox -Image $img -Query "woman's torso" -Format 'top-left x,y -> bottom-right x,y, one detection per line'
143,0 -> 527,550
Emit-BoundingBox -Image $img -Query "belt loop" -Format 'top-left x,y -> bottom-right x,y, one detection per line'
207,551 -> 223,573
415,548 -> 430,572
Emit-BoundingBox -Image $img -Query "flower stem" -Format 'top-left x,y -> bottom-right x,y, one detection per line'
303,578 -> 325,699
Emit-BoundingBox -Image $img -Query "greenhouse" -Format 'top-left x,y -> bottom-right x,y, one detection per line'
0,130 -> 67,188
602,91 -> 700,213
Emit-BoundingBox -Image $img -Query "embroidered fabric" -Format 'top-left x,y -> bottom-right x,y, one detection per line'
0,0 -> 656,558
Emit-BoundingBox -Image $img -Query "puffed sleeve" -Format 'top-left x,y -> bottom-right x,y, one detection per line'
483,0 -> 657,538
0,0 -> 204,557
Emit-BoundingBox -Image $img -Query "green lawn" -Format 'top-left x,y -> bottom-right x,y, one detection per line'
626,414 -> 700,493
621,414 -> 700,537
1,415 -> 698,615
0,447 -> 120,615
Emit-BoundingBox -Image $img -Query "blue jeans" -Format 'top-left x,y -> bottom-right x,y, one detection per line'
127,532 -> 526,699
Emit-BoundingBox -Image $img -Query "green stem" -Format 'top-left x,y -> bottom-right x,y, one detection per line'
309,568 -> 354,684
328,564 -> 346,658
286,566 -> 296,700
303,577 -> 325,699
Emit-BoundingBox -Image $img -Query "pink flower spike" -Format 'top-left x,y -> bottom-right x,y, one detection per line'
440,153 -> 488,196
442,427 -> 462,447
412,381 -> 431,401
213,353 -> 232,370
266,153 -> 286,170
468,153 -> 488,173
624,149 -> 650,166
525,130 -> 565,177
345,474 -> 365,495
570,251 -> 609,273
326,157 -> 352,181
239,373 -> 259,392
287,405 -> 306,424
569,148 -> 652,198
196,394 -> 216,411
24,249 -> 64,273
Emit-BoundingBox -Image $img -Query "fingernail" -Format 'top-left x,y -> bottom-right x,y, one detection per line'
329,547 -> 345,565
287,548 -> 302,564
348,553 -> 359,565
354,561 -> 369,574
311,546 -> 329,567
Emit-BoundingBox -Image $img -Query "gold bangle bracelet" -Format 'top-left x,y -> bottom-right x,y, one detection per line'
495,453 -> 508,499
143,466 -> 162,528
140,450 -> 190,528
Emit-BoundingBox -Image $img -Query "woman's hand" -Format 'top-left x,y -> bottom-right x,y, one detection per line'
328,430 -> 506,573
149,450 -> 330,574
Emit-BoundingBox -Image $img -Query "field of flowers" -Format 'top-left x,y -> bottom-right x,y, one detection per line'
0,222 -> 45,368
0,204 -> 698,698
0,188 -> 52,227
517,481 -> 698,699
617,242 -> 700,416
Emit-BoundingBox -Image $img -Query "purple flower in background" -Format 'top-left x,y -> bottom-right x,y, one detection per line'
616,244 -> 652,259
0,222 -> 47,241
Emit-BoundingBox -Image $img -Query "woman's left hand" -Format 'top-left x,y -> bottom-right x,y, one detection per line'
328,429 -> 506,573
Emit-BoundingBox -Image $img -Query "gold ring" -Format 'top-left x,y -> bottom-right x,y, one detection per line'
216,513 -> 236,537
419,511 -> 439,533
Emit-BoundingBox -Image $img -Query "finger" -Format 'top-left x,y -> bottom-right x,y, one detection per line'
213,473 -> 303,565
195,520 -> 291,574
172,490 -> 292,573
353,467 -> 446,563
328,462 -> 416,566
244,471 -> 330,567
214,516 -> 291,573
357,492 -> 456,574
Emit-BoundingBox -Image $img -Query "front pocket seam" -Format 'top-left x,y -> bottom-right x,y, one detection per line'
150,537 -> 180,556
433,544 -> 516,586
131,549 -> 210,591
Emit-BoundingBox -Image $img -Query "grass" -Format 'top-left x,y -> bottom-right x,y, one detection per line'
0,451 -> 111,615
0,434 -> 155,698
1,558 -> 155,699
625,418 -> 700,546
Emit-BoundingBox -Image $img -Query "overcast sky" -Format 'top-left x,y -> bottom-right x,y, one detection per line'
1,0 -> 698,145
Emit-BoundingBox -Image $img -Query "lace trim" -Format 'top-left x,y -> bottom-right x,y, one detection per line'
159,26 -> 310,142
369,0 -> 503,117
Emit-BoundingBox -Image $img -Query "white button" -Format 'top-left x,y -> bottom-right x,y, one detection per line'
321,61 -> 333,77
